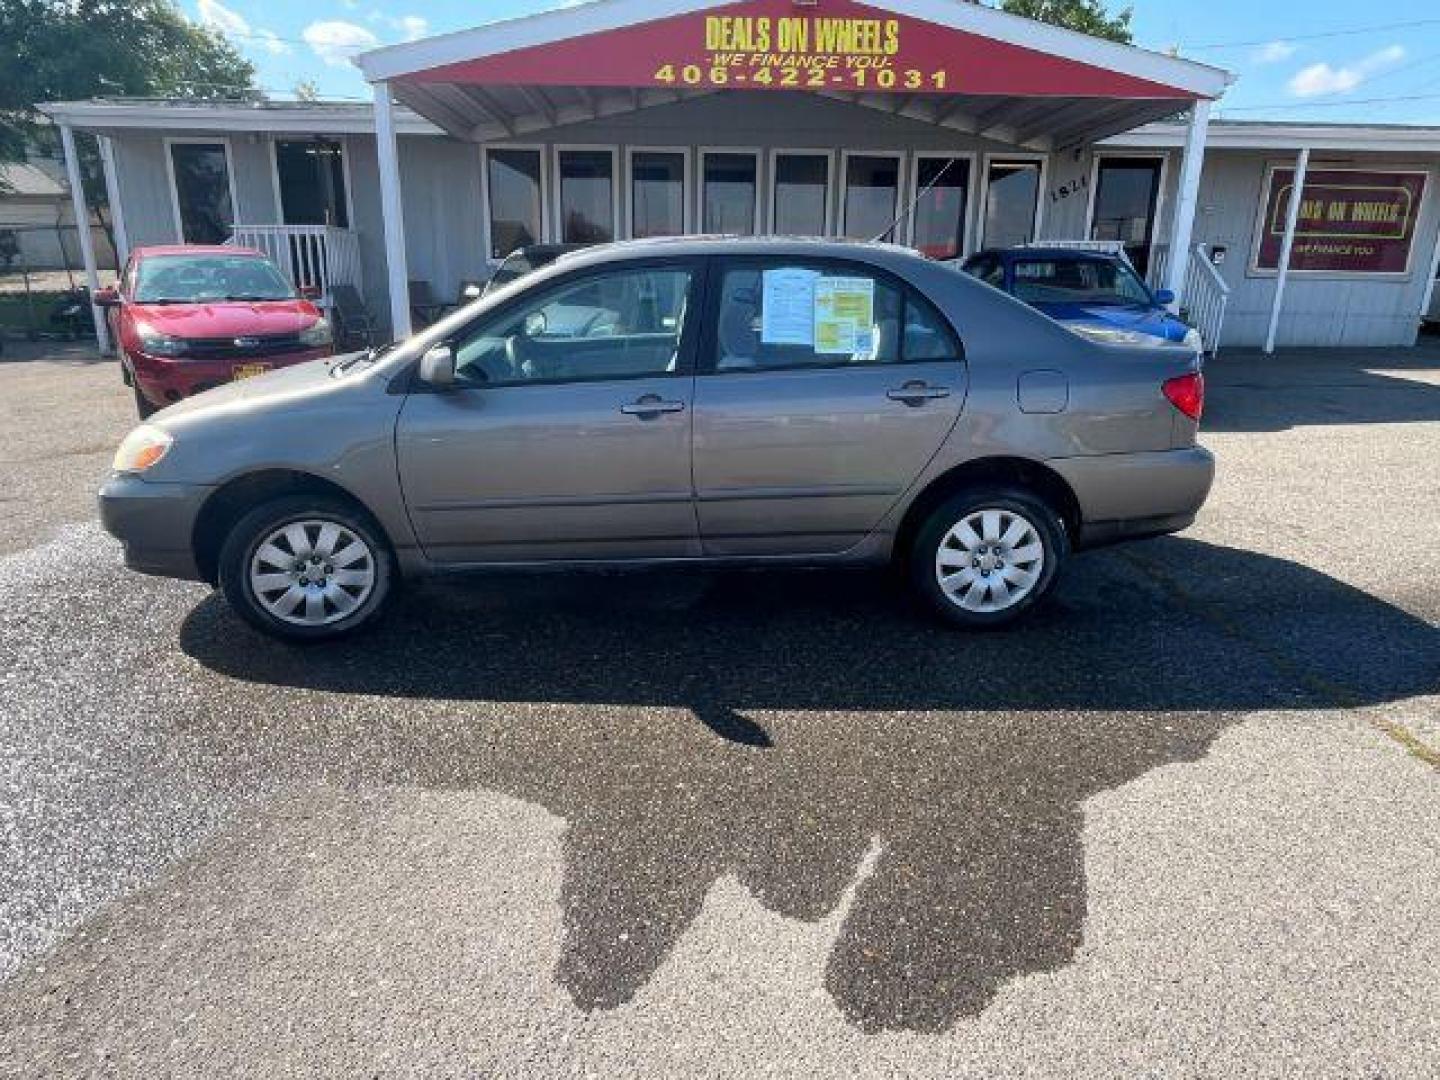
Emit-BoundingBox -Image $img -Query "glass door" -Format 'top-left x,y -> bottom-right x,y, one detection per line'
1090,156 -> 1164,279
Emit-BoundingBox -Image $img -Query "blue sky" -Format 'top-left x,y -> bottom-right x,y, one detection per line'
191,0 -> 1440,124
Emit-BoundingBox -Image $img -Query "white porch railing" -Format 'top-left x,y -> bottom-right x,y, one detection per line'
228,224 -> 362,300
1184,243 -> 1230,356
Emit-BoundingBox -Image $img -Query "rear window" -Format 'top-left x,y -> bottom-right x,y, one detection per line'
134,254 -> 294,303
1011,258 -> 1152,306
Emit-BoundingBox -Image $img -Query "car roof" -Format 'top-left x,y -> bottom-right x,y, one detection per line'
976,247 -> 1122,263
550,235 -> 925,270
132,244 -> 267,259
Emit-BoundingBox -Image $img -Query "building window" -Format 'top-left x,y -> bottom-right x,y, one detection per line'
556,148 -> 616,245
274,138 -> 348,228
168,141 -> 234,245
983,159 -> 1042,248
910,156 -> 970,260
841,154 -> 902,241
771,153 -> 830,235
630,150 -> 686,238
1090,156 -> 1164,278
702,152 -> 758,235
486,148 -> 543,260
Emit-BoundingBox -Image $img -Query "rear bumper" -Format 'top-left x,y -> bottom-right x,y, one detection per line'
130,348 -> 330,406
98,474 -> 213,581
1048,446 -> 1215,550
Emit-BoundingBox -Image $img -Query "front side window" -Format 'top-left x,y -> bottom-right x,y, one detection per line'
710,261 -> 960,372
557,149 -> 615,244
1011,259 -> 1153,305
631,151 -> 686,238
702,153 -> 758,234
453,265 -> 693,385
983,160 -> 1041,248
169,141 -> 233,244
487,149 -> 543,260
134,254 -> 295,303
842,155 -> 901,241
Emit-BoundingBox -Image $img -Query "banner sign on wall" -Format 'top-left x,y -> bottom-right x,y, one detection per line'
1255,167 -> 1428,274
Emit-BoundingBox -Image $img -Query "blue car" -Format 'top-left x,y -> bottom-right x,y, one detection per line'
960,247 -> 1202,352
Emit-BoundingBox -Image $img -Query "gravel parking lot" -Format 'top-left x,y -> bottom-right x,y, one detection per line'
1,344 -> 1437,1077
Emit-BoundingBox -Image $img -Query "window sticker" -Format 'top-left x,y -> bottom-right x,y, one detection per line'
813,275 -> 874,355
760,267 -> 818,345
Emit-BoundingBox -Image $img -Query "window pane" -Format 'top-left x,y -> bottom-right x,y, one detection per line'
275,138 -> 348,227
772,154 -> 829,235
455,267 -> 692,384
703,153 -> 757,235
558,150 -> 615,245
135,254 -> 294,303
487,149 -> 543,259
984,161 -> 1040,248
631,151 -> 685,238
1091,158 -> 1162,277
712,263 -> 902,371
1011,258 -> 1152,305
842,156 -> 901,241
912,157 -> 969,260
169,142 -> 233,244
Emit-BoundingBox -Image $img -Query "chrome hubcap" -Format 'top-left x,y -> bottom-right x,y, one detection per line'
934,508 -> 1045,613
249,519 -> 375,627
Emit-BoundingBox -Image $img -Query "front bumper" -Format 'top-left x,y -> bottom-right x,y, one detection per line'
1048,446 -> 1215,550
130,347 -> 331,407
99,474 -> 214,581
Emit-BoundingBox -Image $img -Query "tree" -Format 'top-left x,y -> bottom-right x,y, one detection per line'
293,79 -> 321,103
0,0 -> 258,218
999,0 -> 1133,44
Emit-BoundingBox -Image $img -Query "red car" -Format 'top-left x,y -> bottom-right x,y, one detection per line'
95,245 -> 334,417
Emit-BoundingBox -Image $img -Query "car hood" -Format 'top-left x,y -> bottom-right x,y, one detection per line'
1029,300 -> 1189,342
151,354 -> 356,424
129,299 -> 322,338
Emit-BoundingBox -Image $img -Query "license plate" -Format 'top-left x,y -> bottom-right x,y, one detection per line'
232,363 -> 271,381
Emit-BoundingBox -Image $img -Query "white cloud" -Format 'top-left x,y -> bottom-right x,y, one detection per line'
254,28 -> 290,55
399,15 -> 428,41
1253,40 -> 1296,65
197,0 -> 249,36
1288,44 -> 1405,97
302,20 -> 380,66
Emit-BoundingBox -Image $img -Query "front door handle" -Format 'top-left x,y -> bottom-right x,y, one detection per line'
620,394 -> 686,417
887,381 -> 951,405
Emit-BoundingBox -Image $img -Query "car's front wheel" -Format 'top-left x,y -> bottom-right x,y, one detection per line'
218,496 -> 395,641
910,486 -> 1067,628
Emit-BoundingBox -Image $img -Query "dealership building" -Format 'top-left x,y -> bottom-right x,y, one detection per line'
41,0 -> 1440,352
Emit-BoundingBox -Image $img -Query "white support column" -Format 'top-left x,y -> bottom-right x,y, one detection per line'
1162,99 -> 1211,309
97,135 -> 129,264
58,123 -> 109,351
1264,147 -> 1310,355
372,80 -> 412,340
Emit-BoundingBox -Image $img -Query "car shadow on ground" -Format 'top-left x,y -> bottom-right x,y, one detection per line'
180,537 -> 1439,1032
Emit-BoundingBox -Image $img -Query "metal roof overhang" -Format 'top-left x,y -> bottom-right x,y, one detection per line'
358,0 -> 1231,152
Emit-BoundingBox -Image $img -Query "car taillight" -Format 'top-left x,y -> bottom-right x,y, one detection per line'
1163,371 -> 1204,421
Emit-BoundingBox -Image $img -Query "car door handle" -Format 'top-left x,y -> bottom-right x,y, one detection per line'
620,394 -> 686,417
887,381 -> 951,405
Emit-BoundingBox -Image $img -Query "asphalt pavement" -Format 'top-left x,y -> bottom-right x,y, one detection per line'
0,343 -> 1437,1077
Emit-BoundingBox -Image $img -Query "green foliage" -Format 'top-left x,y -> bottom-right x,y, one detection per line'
1000,0 -> 1134,44
0,0 -> 258,162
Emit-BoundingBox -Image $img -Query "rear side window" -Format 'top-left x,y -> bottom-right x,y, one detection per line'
709,260 -> 960,373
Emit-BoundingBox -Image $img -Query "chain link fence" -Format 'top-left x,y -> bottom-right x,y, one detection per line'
0,222 -> 118,349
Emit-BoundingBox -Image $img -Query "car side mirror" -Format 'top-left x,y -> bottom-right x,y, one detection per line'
418,344 -> 455,388
1153,288 -> 1176,306
93,286 -> 120,307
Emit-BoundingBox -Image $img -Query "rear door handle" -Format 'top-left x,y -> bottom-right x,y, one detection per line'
887,381 -> 951,405
620,394 -> 686,417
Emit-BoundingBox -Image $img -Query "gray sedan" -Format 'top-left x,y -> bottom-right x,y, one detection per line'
100,237 -> 1213,641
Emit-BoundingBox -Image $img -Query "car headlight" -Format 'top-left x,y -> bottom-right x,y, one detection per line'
113,424 -> 173,473
134,321 -> 187,357
299,318 -> 333,347
1182,327 -> 1204,353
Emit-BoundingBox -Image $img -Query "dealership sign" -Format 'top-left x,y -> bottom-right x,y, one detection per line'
409,0 -> 1197,98
1256,168 -> 1428,274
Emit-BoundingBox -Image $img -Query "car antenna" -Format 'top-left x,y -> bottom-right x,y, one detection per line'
868,156 -> 958,246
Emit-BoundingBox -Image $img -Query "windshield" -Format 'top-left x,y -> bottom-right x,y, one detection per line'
1011,258 -> 1153,306
134,254 -> 297,303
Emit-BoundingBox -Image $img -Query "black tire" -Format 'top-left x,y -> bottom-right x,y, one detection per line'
133,381 -> 157,419
217,495 -> 396,642
909,485 -> 1068,629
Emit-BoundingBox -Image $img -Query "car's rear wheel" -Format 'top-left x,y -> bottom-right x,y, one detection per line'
909,486 -> 1066,628
218,496 -> 394,642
